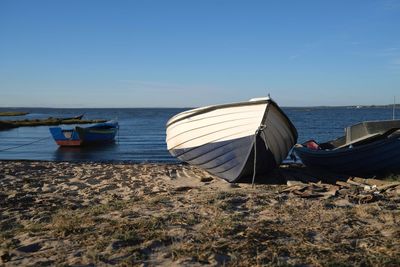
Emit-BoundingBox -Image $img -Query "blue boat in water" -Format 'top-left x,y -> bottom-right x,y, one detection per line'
49,121 -> 119,146
294,120 -> 400,176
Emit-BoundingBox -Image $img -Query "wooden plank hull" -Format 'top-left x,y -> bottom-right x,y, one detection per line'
166,98 -> 297,182
294,135 -> 400,176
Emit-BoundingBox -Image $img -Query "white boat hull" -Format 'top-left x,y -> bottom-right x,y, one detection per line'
166,98 -> 297,182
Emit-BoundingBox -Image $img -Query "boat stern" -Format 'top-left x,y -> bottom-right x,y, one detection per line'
49,127 -> 82,146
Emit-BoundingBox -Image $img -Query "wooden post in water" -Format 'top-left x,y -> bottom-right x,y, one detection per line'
394,96 -> 396,120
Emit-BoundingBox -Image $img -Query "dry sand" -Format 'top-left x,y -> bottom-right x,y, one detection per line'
0,161 -> 399,266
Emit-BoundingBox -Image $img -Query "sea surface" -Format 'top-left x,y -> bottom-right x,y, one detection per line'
0,107 -> 396,162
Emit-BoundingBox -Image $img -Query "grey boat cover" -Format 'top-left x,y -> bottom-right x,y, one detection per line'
343,120 -> 400,147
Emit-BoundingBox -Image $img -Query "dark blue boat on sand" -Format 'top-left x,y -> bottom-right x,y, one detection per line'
49,121 -> 118,146
294,120 -> 400,176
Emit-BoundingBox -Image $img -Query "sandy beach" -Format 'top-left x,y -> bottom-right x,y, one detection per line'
1,160 -> 399,266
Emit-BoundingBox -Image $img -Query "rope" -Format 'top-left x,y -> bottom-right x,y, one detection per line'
115,117 -> 120,144
118,126 -> 120,144
252,124 -> 266,187
117,124 -> 120,144
0,137 -> 50,152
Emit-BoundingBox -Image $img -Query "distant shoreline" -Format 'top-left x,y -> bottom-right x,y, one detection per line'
0,111 -> 29,116
0,117 -> 107,131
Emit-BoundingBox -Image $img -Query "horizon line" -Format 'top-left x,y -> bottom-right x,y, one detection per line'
1,104 -> 399,109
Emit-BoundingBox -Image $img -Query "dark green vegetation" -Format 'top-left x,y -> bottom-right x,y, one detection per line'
0,111 -> 29,116
0,118 -> 106,130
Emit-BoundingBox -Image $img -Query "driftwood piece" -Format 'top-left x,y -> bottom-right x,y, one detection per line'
282,183 -> 339,199
345,179 -> 368,187
377,182 -> 400,192
336,181 -> 352,188
352,177 -> 390,186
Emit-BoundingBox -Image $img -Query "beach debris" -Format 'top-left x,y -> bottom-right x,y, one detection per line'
286,180 -> 307,186
377,182 -> 400,192
277,172 -> 400,202
200,176 -> 213,183
338,178 -> 400,193
16,243 -> 42,253
332,198 -> 354,207
282,183 -> 339,199
229,183 -> 241,188
0,250 -> 12,264
174,186 -> 195,192
167,169 -> 177,179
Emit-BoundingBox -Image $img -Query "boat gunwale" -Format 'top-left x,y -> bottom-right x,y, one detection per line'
166,99 -> 268,127
294,135 -> 400,175
166,98 -> 298,141
294,134 -> 400,157
346,119 -> 400,127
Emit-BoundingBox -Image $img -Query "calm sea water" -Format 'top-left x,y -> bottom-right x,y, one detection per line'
0,107 -> 395,162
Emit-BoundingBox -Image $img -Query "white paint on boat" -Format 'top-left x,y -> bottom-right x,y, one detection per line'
166,97 -> 297,182
167,103 -> 267,150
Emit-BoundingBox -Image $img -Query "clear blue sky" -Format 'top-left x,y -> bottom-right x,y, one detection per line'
1,0 -> 399,107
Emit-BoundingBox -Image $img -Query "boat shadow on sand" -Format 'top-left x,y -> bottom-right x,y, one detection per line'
53,142 -> 117,161
242,163 -> 351,185
247,162 -> 399,185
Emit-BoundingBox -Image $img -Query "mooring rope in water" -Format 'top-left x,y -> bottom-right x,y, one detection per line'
0,136 -> 51,152
252,124 -> 266,188
117,124 -> 120,144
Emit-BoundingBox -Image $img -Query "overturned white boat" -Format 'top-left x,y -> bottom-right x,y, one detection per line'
166,97 -> 298,182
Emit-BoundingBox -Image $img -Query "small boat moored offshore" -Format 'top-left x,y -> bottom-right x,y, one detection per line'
49,120 -> 119,146
61,114 -> 84,120
166,97 -> 298,182
294,120 -> 400,176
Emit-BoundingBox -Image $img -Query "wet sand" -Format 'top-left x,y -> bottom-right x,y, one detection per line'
0,161 -> 399,266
